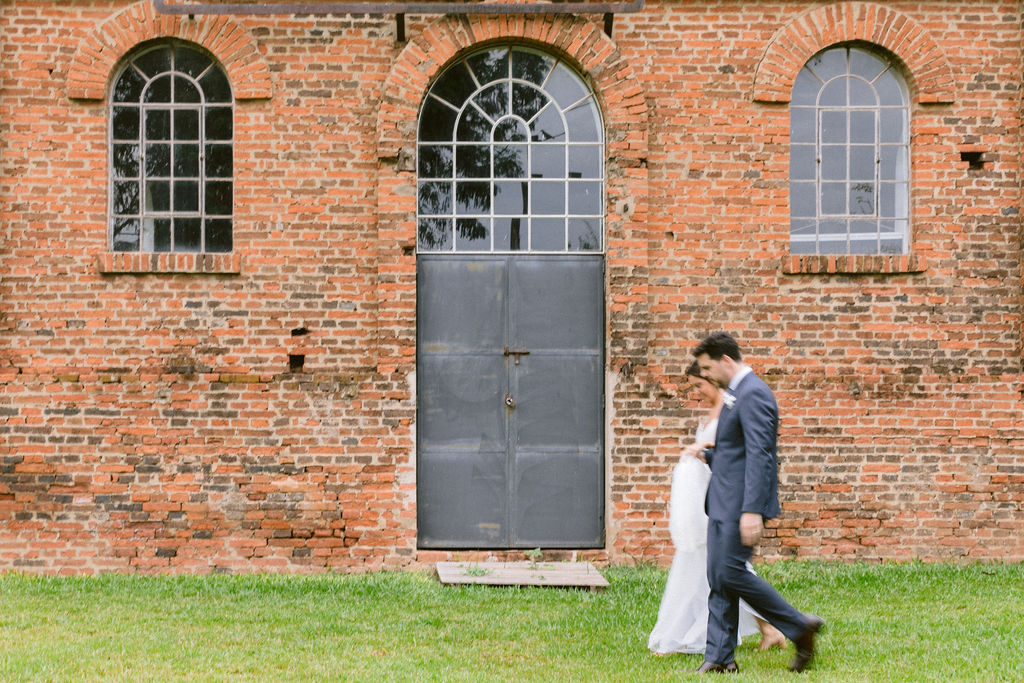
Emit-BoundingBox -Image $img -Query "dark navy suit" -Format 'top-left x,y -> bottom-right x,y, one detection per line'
703,370 -> 805,664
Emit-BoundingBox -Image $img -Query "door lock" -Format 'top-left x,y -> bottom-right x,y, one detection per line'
504,393 -> 516,408
503,346 -> 531,365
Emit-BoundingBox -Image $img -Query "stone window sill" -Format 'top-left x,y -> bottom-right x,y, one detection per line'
97,252 -> 242,275
781,254 -> 926,275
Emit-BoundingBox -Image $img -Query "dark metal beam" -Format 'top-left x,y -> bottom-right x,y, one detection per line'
153,0 -> 644,16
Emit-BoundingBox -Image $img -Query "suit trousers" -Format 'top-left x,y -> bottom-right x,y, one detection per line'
704,518 -> 807,664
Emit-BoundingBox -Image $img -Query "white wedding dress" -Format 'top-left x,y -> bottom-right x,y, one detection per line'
647,417 -> 760,655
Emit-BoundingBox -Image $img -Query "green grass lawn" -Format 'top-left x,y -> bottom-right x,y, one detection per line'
1,561 -> 1021,681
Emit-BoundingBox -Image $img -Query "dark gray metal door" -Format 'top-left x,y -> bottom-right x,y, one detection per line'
417,254 -> 604,548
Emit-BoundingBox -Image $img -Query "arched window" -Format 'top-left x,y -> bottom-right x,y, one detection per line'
790,45 -> 909,255
109,43 -> 233,253
417,46 -> 604,252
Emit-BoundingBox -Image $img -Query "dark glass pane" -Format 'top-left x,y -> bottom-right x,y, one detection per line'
820,145 -> 846,180
205,144 -> 233,178
146,180 -> 170,212
565,100 -> 600,142
821,183 -> 845,214
419,97 -> 458,142
512,83 -> 547,122
175,76 -> 201,104
418,181 -> 452,215
474,83 -> 508,121
174,180 -> 199,211
145,110 -> 171,140
113,144 -> 140,178
849,182 -> 875,215
790,107 -> 815,143
850,48 -> 887,82
493,181 -> 528,214
789,182 -> 816,218
875,69 -> 906,106
418,217 -> 452,251
175,46 -> 213,79
113,181 -> 140,214
531,217 -> 564,251
531,103 -> 564,142
199,67 -> 232,103
174,144 -> 199,177
112,218 -> 140,252
568,218 -> 601,251
174,217 -> 202,252
493,145 -> 526,178
112,106 -> 140,139
113,69 -> 146,103
493,118 -> 528,142
568,145 -> 600,179
849,146 -> 875,181
135,48 -> 171,78
455,218 -> 489,250
568,182 -> 601,215
456,107 -> 491,142
151,218 -> 172,252
493,216 -> 525,251
205,218 -> 232,252
850,110 -> 875,144
467,48 -> 508,85
791,69 -> 819,107
532,144 -> 565,179
143,75 -> 172,103
145,144 -> 171,177
455,182 -> 490,214
880,146 -> 908,181
206,181 -> 232,215
531,181 -> 564,214
820,111 -> 846,143
789,144 -> 815,181
819,79 -> 846,107
431,62 -> 476,107
174,110 -> 199,140
848,78 -> 876,106
455,145 -> 489,179
806,48 -> 846,82
205,107 -> 233,140
512,50 -> 554,86
418,145 -> 453,178
879,109 -> 906,143
546,62 -> 586,109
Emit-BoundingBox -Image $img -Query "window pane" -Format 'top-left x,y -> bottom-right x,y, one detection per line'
875,69 -> 906,106
456,106 -> 491,142
174,181 -> 199,212
821,111 -> 846,143
494,118 -> 528,142
849,146 -> 875,181
850,235 -> 879,254
791,69 -> 818,107
790,217 -> 817,238
568,146 -> 601,179
474,83 -> 508,120
418,145 -> 453,178
532,145 -> 566,179
113,144 -> 140,178
849,182 -> 875,215
512,50 -> 554,86
850,110 -> 875,143
205,219 -> 232,252
175,46 -> 212,79
175,76 -> 201,104
790,107 -> 815,142
880,237 -> 904,254
174,110 -> 199,140
819,219 -> 847,235
494,145 -> 527,178
113,69 -> 146,103
205,181 -> 232,216
807,49 -> 847,82
455,182 -> 490,214
418,182 -> 451,215
819,79 -> 846,107
135,49 -> 171,78
143,75 -> 172,103
467,48 -> 508,85
145,110 -> 171,140
789,182 -> 816,218
112,107 -> 140,139
431,62 -> 476,107
205,107 -> 233,140
790,144 -> 816,181
789,234 -> 816,254
419,98 -> 457,142
493,181 -> 528,214
146,180 -> 170,211
199,68 -> 232,103
821,182 -> 845,214
112,218 -> 140,251
565,100 -> 601,142
174,144 -> 199,177
512,83 -> 547,122
880,109 -> 907,143
568,182 -> 601,214
531,103 -> 565,142
493,217 -> 526,251
531,181 -> 565,214
113,181 -> 140,214
568,218 -> 601,251
820,145 -> 846,180
205,144 -> 232,178
149,218 -> 172,252
531,218 -> 564,251
455,218 -> 489,250
145,143 -> 171,177
817,239 -> 848,254
174,217 -> 202,252
879,182 -> 907,217
418,217 -> 452,251
848,78 -> 876,106
880,146 -> 908,181
546,63 -> 587,109
455,145 -> 489,178
850,48 -> 887,82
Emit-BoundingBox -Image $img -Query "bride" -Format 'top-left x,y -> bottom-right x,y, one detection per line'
648,361 -> 786,656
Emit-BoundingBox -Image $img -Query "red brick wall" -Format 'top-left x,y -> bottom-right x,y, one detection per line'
1,0 -> 1021,574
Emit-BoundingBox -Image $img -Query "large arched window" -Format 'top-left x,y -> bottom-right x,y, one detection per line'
790,45 -> 909,255
109,43 -> 233,253
417,46 -> 604,252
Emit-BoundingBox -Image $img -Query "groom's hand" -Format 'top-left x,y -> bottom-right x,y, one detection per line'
740,512 -> 763,546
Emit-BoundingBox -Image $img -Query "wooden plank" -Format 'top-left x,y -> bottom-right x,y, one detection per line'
436,561 -> 609,590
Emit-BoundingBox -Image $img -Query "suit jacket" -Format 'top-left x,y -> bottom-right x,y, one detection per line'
705,371 -> 782,522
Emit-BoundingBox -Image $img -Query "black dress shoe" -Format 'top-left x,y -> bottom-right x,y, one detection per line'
695,660 -> 739,674
789,614 -> 825,672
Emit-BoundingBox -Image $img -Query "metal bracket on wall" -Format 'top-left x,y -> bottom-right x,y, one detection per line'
153,0 -> 645,38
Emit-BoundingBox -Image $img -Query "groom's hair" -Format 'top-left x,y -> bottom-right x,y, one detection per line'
694,332 -> 742,362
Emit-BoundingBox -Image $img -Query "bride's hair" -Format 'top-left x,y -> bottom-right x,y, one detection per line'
686,360 -> 703,378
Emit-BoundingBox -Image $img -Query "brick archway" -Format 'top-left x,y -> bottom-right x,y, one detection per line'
752,1 -> 955,104
374,14 -> 651,561
67,0 -> 272,101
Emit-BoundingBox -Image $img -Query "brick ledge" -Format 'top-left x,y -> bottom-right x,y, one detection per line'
97,252 -> 242,275
782,254 -> 926,275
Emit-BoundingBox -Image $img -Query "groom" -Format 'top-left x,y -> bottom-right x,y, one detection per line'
692,332 -> 823,674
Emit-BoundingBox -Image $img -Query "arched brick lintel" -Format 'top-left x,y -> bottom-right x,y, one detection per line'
752,2 -> 955,105
67,0 -> 272,101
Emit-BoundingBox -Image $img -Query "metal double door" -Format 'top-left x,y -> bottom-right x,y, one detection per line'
417,254 -> 604,548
